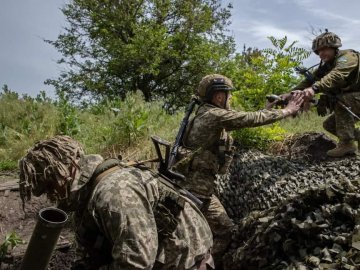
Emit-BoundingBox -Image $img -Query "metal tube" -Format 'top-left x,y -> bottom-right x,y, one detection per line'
20,207 -> 68,270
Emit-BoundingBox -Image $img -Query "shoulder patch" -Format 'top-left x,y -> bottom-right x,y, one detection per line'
337,56 -> 348,63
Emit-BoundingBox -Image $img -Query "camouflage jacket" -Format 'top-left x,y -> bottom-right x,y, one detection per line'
293,49 -> 360,94
71,155 -> 213,270
173,103 -> 284,198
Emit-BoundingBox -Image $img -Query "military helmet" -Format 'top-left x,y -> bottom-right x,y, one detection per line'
197,74 -> 234,101
19,135 -> 84,204
312,31 -> 342,54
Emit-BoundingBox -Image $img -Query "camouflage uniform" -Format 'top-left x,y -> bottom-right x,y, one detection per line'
19,136 -> 213,270
73,155 -> 214,270
293,49 -> 360,142
174,102 -> 285,260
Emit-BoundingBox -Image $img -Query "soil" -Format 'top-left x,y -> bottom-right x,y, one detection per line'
269,131 -> 336,161
0,171 -> 75,270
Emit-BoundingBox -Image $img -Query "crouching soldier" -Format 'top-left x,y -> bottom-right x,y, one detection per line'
19,135 -> 214,270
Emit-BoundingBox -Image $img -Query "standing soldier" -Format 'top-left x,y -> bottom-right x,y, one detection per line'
19,135 -> 214,270
293,31 -> 360,157
173,74 -> 303,267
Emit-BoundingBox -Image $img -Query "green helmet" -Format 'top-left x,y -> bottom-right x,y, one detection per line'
312,31 -> 342,54
197,74 -> 234,101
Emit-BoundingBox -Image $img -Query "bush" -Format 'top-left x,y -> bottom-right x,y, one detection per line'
221,36 -> 311,111
232,123 -> 287,150
78,92 -> 183,160
0,87 -> 58,162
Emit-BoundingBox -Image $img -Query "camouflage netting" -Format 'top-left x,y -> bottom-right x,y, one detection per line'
217,132 -> 360,269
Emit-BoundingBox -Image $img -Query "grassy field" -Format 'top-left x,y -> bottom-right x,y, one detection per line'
279,111 -> 327,134
0,90 -> 333,171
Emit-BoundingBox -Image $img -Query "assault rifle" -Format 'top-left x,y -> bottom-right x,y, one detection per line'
267,64 -> 360,121
266,93 -> 293,107
150,96 -> 203,208
294,63 -> 320,82
151,96 -> 200,176
266,92 -> 317,107
151,97 -> 200,180
168,97 -> 200,169
295,65 -> 360,121
150,135 -> 203,208
265,64 -> 320,107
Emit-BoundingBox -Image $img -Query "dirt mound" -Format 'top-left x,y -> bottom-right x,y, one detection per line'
269,132 -> 336,161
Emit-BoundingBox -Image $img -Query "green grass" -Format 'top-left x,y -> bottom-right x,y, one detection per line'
0,89 -> 335,172
278,110 -> 336,140
231,108 -> 334,150
0,160 -> 18,171
0,90 -> 183,170
0,232 -> 23,259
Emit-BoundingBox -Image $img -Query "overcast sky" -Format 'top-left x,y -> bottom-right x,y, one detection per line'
1,0 -> 359,98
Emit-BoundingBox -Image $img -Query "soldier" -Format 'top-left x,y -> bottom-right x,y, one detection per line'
292,31 -> 360,157
19,135 -> 214,270
173,74 -> 303,267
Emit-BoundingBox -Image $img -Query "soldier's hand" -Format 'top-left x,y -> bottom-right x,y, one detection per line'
291,90 -> 303,95
281,92 -> 304,116
303,86 -> 315,99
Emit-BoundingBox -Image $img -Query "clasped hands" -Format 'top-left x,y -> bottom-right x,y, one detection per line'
265,87 -> 315,116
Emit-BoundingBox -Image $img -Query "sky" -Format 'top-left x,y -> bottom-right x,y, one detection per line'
0,0 -> 360,98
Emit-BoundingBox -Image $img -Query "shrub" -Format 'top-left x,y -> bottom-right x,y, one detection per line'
232,123 -> 287,150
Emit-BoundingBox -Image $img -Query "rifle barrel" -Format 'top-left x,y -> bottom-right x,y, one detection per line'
168,98 -> 198,169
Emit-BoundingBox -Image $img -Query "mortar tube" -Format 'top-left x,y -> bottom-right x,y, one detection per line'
19,207 -> 68,270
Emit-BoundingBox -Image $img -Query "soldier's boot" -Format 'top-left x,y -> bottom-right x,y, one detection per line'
326,140 -> 357,157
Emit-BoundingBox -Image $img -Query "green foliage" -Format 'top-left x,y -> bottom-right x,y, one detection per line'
0,85 -> 332,170
0,86 -> 59,162
112,94 -> 150,146
222,36 -> 311,111
0,232 -> 23,259
0,86 -> 184,167
45,0 -> 235,110
55,91 -> 80,136
232,123 -> 287,150
0,31 -> 326,169
0,160 -> 18,171
279,110 -> 331,136
264,36 -> 310,63
70,91 -> 183,160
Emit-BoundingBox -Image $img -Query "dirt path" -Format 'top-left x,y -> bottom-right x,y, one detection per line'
0,171 -> 18,185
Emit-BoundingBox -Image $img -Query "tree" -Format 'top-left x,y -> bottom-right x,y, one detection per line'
45,0 -> 235,109
221,36 -> 311,110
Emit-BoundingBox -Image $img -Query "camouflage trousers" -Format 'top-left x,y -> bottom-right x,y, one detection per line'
201,194 -> 235,264
323,92 -> 360,142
